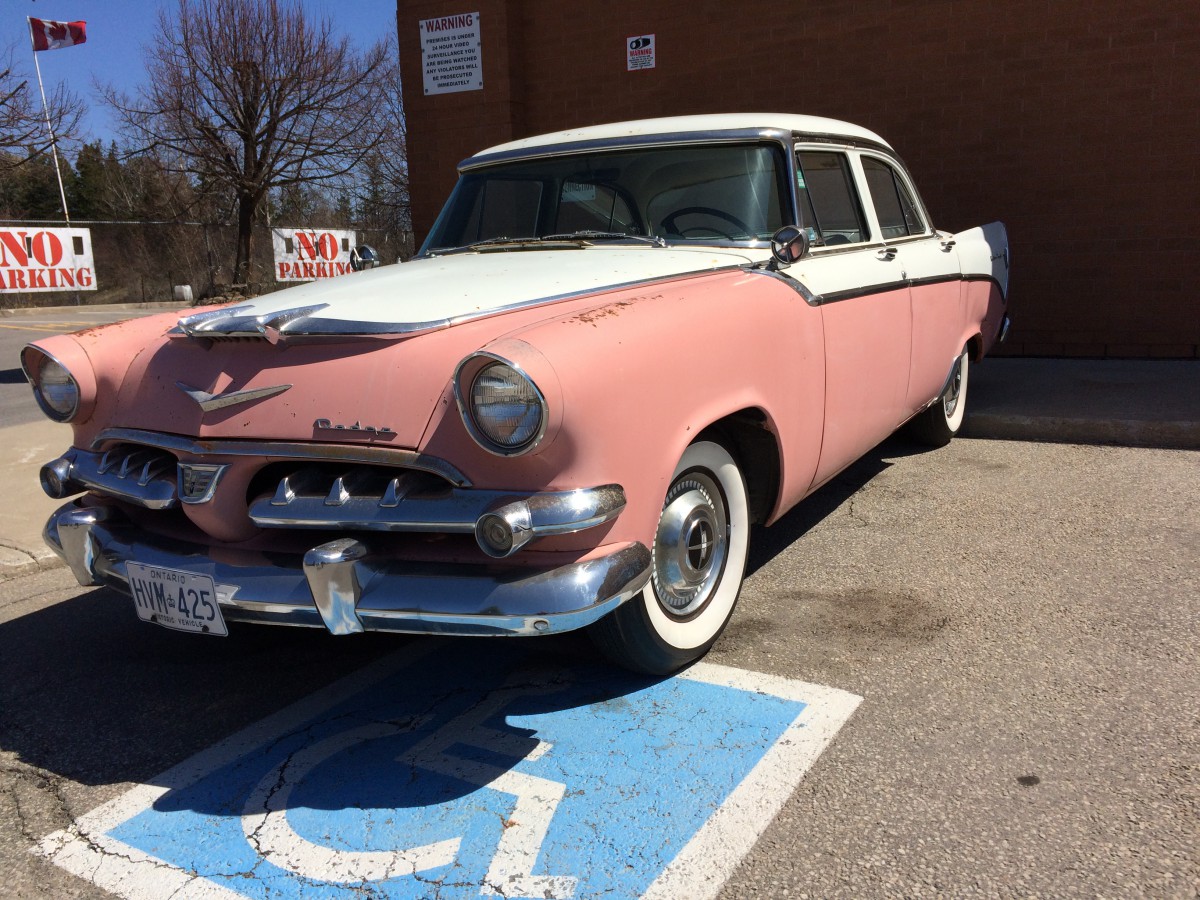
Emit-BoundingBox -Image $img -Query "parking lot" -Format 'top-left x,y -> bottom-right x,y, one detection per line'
1,429 -> 1196,898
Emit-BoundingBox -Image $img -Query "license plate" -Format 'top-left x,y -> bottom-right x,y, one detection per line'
126,562 -> 228,636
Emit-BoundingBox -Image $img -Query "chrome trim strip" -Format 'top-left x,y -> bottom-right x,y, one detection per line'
90,428 -> 471,487
250,482 -> 627,545
176,381 -> 292,412
43,502 -> 651,638
45,446 -> 178,509
168,268 -> 748,337
458,127 -> 796,171
177,303 -> 330,340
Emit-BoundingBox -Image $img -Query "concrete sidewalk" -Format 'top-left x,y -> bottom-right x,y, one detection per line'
2,358 -> 1197,580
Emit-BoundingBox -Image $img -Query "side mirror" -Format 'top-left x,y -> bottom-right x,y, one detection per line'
350,245 -> 380,271
770,226 -> 809,268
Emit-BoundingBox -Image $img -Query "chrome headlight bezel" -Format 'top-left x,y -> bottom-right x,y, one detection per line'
454,352 -> 548,456
21,346 -> 81,422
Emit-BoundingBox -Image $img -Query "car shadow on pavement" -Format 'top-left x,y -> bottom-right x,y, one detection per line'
0,585 -> 614,791
747,433 -> 931,577
0,367 -> 28,384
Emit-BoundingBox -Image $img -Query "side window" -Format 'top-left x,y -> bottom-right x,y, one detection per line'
796,151 -> 868,246
862,157 -> 926,239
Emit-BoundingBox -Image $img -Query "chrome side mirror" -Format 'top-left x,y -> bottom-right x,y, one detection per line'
350,245 -> 380,271
770,226 -> 809,268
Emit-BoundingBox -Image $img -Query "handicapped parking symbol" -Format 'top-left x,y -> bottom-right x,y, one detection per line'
243,675 -> 578,897
38,643 -> 860,899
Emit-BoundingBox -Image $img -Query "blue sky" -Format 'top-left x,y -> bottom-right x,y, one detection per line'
4,0 -> 400,152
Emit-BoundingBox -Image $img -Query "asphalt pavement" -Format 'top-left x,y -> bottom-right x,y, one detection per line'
1,303 -> 1198,581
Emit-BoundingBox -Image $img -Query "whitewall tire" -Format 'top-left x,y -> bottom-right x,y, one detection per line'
589,440 -> 750,674
908,346 -> 969,447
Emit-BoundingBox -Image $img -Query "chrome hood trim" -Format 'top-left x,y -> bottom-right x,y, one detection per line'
171,247 -> 758,340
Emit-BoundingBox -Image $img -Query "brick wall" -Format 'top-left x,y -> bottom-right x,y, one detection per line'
397,0 -> 1199,358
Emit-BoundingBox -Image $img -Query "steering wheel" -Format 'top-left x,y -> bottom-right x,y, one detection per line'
660,207 -> 752,240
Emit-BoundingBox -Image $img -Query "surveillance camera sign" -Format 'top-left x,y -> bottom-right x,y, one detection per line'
420,13 -> 483,95
627,34 -> 656,71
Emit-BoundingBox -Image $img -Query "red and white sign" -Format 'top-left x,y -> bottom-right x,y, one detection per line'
0,227 -> 95,292
271,228 -> 356,282
627,34 -> 655,71
29,18 -> 87,52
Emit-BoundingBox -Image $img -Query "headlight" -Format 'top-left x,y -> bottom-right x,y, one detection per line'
22,347 -> 80,422
455,355 -> 547,455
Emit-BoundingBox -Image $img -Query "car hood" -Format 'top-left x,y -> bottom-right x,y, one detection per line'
63,245 -> 759,451
177,245 -> 759,337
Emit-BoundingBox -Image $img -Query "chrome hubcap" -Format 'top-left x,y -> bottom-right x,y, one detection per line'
651,473 -> 728,617
943,355 -> 963,418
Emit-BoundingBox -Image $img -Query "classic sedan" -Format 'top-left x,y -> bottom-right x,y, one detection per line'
22,114 -> 1009,673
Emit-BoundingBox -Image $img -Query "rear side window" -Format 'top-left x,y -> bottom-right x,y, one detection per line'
862,157 -> 926,239
796,151 -> 868,245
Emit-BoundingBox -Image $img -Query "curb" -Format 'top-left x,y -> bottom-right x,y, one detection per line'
0,301 -> 184,318
963,414 -> 1200,450
0,546 -> 62,582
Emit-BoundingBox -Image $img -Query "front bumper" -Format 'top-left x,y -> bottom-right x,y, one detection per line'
44,501 -> 651,637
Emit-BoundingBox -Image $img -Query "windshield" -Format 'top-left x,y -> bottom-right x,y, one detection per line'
423,142 -> 790,252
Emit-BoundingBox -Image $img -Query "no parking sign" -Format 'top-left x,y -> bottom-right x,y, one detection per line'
38,643 -> 859,898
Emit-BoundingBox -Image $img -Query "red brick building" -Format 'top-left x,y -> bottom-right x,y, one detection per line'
397,0 -> 1198,357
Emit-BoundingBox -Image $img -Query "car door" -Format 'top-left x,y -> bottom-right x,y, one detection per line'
787,148 -> 913,488
858,154 -> 968,409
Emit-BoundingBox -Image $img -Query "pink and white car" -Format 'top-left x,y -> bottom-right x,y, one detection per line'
23,114 -> 1009,673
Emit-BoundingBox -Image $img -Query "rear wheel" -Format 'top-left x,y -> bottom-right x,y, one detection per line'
908,347 -> 969,447
589,441 -> 750,674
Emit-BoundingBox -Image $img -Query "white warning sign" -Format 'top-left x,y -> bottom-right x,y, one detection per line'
420,13 -> 483,95
627,34 -> 655,71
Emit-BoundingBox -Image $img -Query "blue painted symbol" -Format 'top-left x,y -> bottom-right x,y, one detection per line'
39,643 -> 860,899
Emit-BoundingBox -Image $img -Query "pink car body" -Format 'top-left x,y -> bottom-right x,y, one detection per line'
23,114 -> 1009,673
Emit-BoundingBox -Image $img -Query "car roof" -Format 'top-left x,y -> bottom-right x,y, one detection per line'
468,113 -> 892,161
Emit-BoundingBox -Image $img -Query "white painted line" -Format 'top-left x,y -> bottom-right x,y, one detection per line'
645,661 -> 862,900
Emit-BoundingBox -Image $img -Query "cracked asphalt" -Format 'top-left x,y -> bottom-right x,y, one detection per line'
1,436 -> 1197,898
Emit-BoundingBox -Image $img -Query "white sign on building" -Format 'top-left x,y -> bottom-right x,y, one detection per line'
419,12 -> 483,95
627,34 -> 656,71
271,228 -> 357,282
0,227 -> 96,292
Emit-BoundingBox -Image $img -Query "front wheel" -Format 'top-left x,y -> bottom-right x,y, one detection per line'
907,346 -> 969,447
589,440 -> 750,674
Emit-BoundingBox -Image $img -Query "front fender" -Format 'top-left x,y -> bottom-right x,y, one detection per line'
418,269 -> 826,547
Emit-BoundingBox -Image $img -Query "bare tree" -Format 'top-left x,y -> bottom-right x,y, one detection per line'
104,0 -> 394,282
0,44 -> 84,169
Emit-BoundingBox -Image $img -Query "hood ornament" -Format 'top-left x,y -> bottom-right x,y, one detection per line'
177,381 -> 292,412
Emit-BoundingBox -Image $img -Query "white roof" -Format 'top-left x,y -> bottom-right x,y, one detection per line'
471,113 -> 891,158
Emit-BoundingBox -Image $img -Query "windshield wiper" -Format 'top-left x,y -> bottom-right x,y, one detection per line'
540,230 -> 667,247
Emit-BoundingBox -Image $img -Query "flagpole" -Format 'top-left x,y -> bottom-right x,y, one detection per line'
27,17 -> 71,226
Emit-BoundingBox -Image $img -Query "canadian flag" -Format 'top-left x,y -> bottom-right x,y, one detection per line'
28,17 -> 87,52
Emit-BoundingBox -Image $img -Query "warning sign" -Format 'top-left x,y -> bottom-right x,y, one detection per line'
627,34 -> 655,71
420,12 -> 483,95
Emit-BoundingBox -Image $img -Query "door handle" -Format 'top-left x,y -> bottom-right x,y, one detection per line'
940,238 -> 956,252
876,247 -> 897,261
